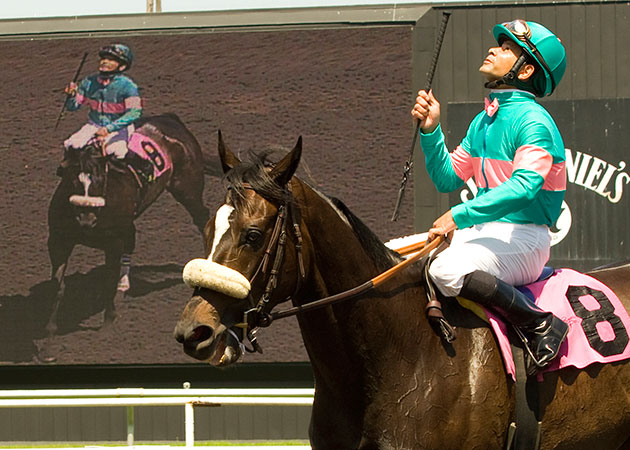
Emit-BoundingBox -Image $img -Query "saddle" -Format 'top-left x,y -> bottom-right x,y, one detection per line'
127,130 -> 172,182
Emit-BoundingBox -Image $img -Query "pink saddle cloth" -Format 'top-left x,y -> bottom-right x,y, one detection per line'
484,268 -> 630,381
128,132 -> 172,178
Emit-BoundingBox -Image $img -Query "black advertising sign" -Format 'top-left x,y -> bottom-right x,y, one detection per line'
447,99 -> 630,271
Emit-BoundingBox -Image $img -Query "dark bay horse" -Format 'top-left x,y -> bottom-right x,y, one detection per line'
174,133 -> 630,449
46,114 -> 211,361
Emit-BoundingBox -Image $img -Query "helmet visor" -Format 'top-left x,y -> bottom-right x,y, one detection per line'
503,19 -> 532,40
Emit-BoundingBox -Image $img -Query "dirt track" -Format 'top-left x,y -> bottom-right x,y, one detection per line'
0,25 -> 414,365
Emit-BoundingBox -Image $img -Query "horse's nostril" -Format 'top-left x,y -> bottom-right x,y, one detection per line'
190,325 -> 213,343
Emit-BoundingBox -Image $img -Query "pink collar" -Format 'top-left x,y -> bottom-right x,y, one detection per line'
484,97 -> 499,117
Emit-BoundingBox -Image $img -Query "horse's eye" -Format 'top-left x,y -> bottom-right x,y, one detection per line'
244,229 -> 263,247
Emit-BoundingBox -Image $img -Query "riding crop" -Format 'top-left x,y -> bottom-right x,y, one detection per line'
391,11 -> 451,221
55,52 -> 88,130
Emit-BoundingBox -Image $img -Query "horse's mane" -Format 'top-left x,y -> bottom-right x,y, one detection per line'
225,151 -> 402,272
65,144 -> 104,170
328,196 -> 403,271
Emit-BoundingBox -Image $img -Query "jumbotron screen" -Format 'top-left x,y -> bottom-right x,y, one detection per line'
0,25 -> 414,365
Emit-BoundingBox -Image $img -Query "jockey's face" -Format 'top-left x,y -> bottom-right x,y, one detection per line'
99,57 -> 123,73
479,38 -> 523,82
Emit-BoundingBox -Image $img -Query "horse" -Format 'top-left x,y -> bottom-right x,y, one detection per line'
174,132 -> 630,449
45,113 -> 212,362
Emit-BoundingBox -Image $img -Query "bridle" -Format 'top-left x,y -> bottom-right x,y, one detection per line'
230,181 -> 447,354
231,183 -> 306,352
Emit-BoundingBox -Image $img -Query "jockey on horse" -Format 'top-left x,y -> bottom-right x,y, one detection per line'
411,20 -> 569,374
60,44 -> 154,183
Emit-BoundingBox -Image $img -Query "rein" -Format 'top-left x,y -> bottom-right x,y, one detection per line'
271,235 -> 444,320
234,189 -> 445,337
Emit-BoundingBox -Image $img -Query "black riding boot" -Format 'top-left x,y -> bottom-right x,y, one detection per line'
460,270 -> 569,372
123,151 -> 154,182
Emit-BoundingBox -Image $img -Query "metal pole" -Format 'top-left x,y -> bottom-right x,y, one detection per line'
0,387 -> 314,398
126,406 -> 134,446
0,396 -> 313,406
185,402 -> 195,447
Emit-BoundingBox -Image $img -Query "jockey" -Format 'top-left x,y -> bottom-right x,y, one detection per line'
411,20 -> 568,373
62,44 -> 153,182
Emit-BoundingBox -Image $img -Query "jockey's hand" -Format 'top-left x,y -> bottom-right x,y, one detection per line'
427,209 -> 457,242
64,82 -> 78,96
95,127 -> 109,138
411,89 -> 440,134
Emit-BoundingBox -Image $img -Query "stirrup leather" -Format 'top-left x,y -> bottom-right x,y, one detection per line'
423,262 -> 456,343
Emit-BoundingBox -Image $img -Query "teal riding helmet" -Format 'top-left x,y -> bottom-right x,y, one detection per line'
99,44 -> 134,71
493,20 -> 566,96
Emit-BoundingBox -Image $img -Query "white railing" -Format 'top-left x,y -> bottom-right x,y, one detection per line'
0,388 -> 314,448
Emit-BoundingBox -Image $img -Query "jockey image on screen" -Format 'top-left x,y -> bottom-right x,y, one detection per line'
62,44 -> 153,182
411,20 -> 569,374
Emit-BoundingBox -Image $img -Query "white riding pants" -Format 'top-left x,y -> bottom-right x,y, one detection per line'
64,122 -> 133,159
428,221 -> 551,297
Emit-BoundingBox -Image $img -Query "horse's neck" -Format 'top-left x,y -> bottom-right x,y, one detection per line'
294,181 -> 432,393
296,183 -> 382,290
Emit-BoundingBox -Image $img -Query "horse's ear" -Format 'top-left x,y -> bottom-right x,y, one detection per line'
270,136 -> 302,186
218,130 -> 241,173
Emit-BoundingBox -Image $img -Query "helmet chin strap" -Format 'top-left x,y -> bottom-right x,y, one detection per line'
484,53 -> 529,90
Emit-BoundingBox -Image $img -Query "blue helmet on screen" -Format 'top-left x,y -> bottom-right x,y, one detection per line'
98,44 -> 134,71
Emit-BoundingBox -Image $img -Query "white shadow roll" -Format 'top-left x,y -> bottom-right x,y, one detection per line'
182,259 -> 251,299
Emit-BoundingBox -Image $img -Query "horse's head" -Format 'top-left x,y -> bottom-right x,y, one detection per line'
62,142 -> 109,228
174,131 -> 306,366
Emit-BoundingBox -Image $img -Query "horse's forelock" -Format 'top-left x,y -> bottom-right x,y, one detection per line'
74,144 -> 102,165
225,151 -> 294,209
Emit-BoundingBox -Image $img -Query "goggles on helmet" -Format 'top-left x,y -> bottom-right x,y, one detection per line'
501,19 -> 556,93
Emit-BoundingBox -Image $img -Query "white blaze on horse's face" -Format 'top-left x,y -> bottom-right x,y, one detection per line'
210,204 -> 235,261
78,172 -> 92,197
